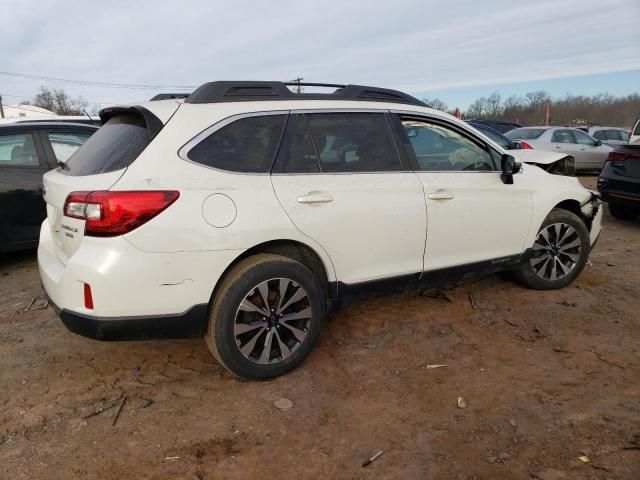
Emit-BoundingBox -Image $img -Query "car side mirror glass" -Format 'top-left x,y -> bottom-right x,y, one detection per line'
501,154 -> 521,184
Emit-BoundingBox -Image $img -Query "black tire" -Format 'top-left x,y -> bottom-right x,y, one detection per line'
205,254 -> 325,380
512,209 -> 590,290
608,202 -> 639,221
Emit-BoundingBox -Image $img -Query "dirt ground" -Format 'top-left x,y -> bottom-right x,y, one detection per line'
1,176 -> 639,480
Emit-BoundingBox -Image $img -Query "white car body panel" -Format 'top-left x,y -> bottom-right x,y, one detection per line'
631,118 -> 640,144
415,171 -> 532,270
39,97 -> 601,321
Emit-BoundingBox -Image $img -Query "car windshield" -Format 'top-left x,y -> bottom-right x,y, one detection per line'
505,128 -> 546,140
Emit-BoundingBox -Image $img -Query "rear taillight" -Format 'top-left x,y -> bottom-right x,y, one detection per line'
519,141 -> 534,149
605,151 -> 628,164
63,190 -> 180,237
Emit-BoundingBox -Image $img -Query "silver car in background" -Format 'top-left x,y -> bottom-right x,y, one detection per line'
587,126 -> 630,146
505,127 -> 613,171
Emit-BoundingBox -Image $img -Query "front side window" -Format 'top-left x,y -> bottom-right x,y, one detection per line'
47,132 -> 93,162
619,130 -> 630,142
573,130 -> 597,145
0,133 -> 41,167
188,115 -> 286,173
403,119 -> 495,171
604,130 -> 623,141
592,130 -> 606,140
304,113 -> 401,172
551,130 -> 576,144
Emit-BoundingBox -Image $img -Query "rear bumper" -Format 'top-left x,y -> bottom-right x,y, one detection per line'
38,219 -> 241,340
47,293 -> 207,340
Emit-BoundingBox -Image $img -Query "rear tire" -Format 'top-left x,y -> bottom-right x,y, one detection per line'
205,254 -> 325,380
512,209 -> 590,290
608,202 -> 639,221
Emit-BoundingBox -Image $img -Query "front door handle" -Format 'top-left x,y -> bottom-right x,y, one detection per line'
297,194 -> 333,204
428,191 -> 454,200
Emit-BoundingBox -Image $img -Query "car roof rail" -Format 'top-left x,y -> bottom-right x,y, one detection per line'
184,81 -> 426,107
149,93 -> 191,101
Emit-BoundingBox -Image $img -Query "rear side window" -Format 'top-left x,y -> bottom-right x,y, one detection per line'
505,128 -> 546,140
273,114 -> 320,173
573,130 -> 596,145
47,132 -> 93,162
188,115 -> 286,173
551,130 -> 576,144
305,113 -> 400,172
65,114 -> 150,176
0,133 -> 42,167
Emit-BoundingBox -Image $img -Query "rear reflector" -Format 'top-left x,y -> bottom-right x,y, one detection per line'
64,190 -> 180,237
84,283 -> 94,310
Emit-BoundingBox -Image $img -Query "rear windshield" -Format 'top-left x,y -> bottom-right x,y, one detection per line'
64,114 -> 151,176
505,128 -> 546,140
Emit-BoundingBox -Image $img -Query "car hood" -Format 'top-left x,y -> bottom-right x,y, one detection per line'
510,150 -> 568,165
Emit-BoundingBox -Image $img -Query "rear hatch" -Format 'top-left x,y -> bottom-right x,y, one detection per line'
43,107 -> 170,264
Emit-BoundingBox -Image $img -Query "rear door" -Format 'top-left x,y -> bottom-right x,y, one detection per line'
395,114 -> 532,271
0,128 -> 51,252
271,112 -> 427,285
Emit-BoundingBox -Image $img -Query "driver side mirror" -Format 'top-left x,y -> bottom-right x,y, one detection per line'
594,139 -> 602,146
501,154 -> 522,184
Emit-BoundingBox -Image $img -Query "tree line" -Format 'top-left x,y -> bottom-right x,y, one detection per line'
423,91 -> 640,129
18,85 -> 640,129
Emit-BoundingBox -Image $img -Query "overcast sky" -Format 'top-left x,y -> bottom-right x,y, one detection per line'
1,0 -> 639,109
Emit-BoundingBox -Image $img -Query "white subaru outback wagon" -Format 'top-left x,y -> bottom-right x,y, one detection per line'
39,81 -> 602,379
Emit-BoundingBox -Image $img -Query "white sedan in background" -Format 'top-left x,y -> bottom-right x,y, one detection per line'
506,127 -> 613,171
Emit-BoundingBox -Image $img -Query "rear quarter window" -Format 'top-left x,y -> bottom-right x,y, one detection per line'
186,115 -> 286,173
64,114 -> 151,176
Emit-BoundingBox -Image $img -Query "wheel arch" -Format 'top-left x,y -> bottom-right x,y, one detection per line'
210,239 -> 336,306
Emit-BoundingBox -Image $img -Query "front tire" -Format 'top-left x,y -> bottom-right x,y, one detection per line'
512,209 -> 590,290
205,254 -> 325,379
608,202 -> 639,221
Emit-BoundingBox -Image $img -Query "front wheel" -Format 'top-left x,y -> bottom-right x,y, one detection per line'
205,254 -> 325,379
512,209 -> 590,290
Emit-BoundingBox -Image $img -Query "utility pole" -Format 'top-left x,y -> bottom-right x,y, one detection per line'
0,94 -> 5,118
290,77 -> 303,94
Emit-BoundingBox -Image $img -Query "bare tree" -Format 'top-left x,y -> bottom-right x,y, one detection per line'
23,86 -> 89,115
422,97 -> 448,111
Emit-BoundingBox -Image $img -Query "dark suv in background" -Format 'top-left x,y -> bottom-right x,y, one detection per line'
0,122 -> 98,253
598,144 -> 640,220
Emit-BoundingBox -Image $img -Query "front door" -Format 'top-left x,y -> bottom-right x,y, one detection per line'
271,112 -> 427,285
396,115 -> 533,271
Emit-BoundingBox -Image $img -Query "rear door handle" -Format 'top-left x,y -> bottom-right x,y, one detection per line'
428,191 -> 454,200
297,194 -> 333,204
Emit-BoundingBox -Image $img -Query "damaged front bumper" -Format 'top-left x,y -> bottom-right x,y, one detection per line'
582,191 -> 602,248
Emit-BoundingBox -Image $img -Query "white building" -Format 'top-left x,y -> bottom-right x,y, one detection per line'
1,104 -> 56,118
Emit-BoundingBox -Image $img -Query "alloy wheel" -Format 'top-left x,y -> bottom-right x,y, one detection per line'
234,278 -> 312,364
530,222 -> 582,281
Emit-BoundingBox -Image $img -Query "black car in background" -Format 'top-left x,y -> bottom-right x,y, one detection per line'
467,121 -> 521,150
466,119 -> 522,134
0,122 -> 98,253
597,144 -> 640,220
